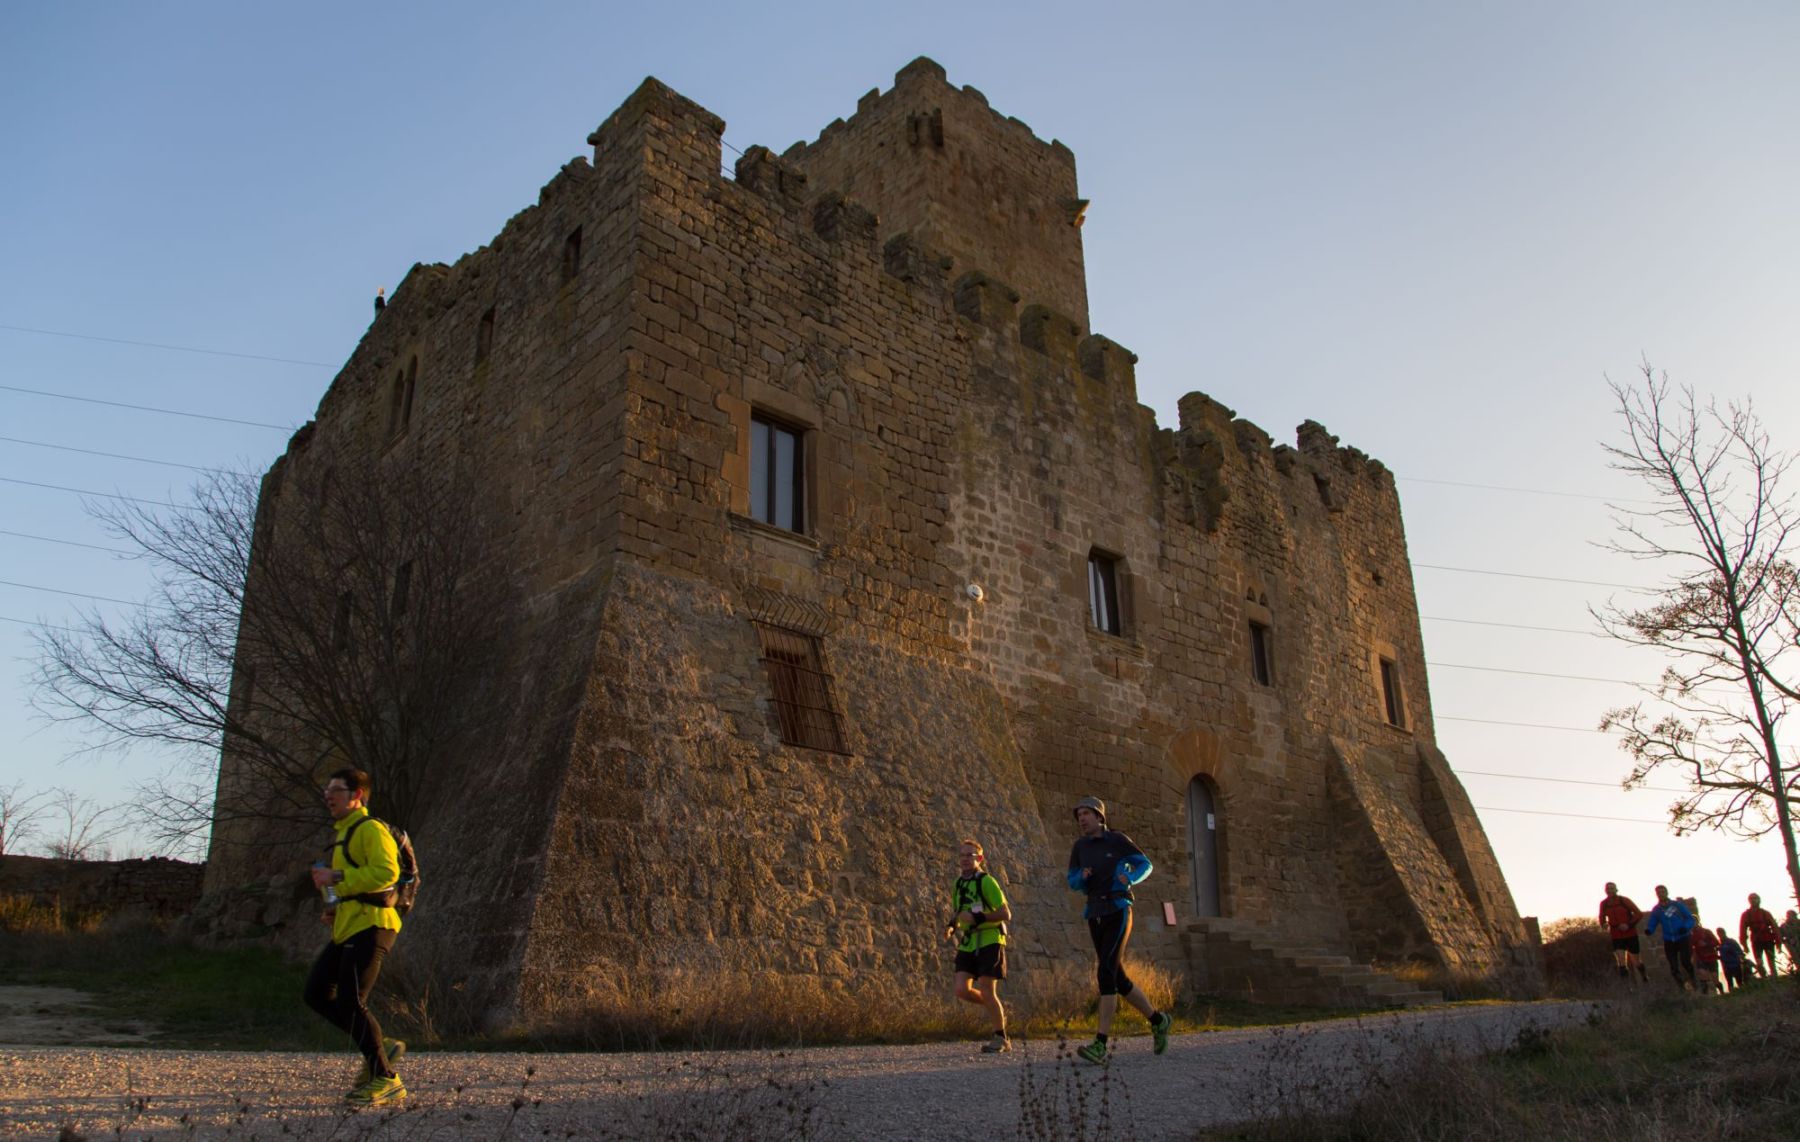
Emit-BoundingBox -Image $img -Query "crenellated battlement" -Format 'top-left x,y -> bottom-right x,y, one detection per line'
776,56 -> 1091,328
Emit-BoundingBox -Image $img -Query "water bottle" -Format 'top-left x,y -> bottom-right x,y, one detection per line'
314,861 -> 339,906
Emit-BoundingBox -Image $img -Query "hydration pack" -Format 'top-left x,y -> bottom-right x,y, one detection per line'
333,816 -> 421,916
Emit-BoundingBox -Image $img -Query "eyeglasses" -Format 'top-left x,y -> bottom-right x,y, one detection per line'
321,784 -> 351,797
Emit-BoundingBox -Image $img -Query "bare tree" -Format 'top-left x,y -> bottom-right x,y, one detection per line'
0,782 -> 53,855
1596,364 -> 1800,908
39,788 -> 129,861
32,449 -> 503,857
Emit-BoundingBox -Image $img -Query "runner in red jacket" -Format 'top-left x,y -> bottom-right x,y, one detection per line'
1598,882 -> 1648,983
1739,893 -> 1782,979
1689,925 -> 1722,995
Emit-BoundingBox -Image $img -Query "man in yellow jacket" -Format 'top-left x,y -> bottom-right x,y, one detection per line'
306,767 -> 406,1106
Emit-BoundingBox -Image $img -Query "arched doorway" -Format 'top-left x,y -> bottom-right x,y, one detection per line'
1187,775 -> 1221,918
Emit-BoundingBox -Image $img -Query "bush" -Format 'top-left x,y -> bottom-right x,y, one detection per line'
1541,916 -> 1618,996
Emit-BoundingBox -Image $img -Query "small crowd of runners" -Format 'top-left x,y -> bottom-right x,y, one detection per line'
950,795 -> 1172,1063
1597,881 -> 1800,995
304,779 -> 1169,1108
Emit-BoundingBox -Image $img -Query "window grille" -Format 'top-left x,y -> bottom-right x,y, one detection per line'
753,621 -> 846,753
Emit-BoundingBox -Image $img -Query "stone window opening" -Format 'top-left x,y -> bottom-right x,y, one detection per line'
1088,549 -> 1122,636
1249,620 -> 1274,686
750,412 -> 806,534
1378,655 -> 1407,728
475,307 -> 495,364
753,621 -> 847,753
332,591 -> 353,652
387,357 -> 417,442
562,226 -> 582,285
391,560 -> 413,620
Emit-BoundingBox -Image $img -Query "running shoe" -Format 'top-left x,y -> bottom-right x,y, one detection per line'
345,1074 -> 406,1107
1150,1011 -> 1172,1055
354,1039 -> 406,1085
1075,1038 -> 1109,1064
981,1034 -> 1012,1054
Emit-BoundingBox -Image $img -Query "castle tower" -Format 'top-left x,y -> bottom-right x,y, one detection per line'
784,57 -> 1092,329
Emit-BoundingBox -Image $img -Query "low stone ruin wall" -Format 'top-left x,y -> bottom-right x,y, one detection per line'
0,854 -> 204,920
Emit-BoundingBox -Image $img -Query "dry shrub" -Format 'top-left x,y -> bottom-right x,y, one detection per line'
0,893 -> 104,935
1541,916 -> 1620,996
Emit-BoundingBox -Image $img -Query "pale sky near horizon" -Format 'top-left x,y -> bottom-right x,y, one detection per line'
3,2 -> 1797,933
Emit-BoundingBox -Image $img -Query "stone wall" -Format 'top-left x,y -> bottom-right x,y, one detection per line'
207,58 -> 1540,1025
0,855 -> 203,920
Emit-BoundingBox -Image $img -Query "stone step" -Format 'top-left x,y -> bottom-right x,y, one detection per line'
1180,918 -> 1445,1009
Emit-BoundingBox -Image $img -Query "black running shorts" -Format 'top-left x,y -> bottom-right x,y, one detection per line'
1611,935 -> 1641,954
954,944 -> 1007,980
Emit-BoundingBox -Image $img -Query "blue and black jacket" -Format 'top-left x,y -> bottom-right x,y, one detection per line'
1067,829 -> 1152,919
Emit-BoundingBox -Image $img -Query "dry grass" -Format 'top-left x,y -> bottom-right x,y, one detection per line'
1204,976 -> 1800,1141
391,956 -> 1189,1052
0,893 -> 104,935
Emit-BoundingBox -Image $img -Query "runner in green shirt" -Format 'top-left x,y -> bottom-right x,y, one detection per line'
948,838 -> 1012,1053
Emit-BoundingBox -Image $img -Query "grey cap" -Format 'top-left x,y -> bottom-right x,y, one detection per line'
1072,795 -> 1107,821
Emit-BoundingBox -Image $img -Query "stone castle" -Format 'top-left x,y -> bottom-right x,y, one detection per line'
207,58 -> 1541,1024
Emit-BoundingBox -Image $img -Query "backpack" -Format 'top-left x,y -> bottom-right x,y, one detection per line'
335,816 -> 421,916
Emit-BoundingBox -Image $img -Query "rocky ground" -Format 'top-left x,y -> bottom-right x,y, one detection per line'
1,1001 -> 1595,1140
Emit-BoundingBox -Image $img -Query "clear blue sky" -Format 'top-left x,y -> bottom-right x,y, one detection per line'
4,1 -> 1797,926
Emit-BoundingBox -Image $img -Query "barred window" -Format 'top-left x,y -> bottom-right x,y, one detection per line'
754,622 -> 846,753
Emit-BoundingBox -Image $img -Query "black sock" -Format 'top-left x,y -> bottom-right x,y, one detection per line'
1095,1033 -> 1109,1044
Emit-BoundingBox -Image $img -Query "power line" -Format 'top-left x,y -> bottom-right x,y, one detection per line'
1439,715 -> 1603,734
1415,563 -> 1651,591
0,529 -> 134,556
1398,475 -> 1651,506
1427,660 -> 1637,685
0,614 -> 78,633
0,579 -> 141,607
1473,804 -> 1666,825
1423,615 -> 1597,637
0,476 -> 180,509
0,384 -> 293,431
1458,768 -> 1687,794
0,323 -> 335,368
0,434 -> 227,473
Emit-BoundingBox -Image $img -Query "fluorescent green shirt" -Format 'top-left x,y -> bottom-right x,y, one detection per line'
953,872 -> 1008,952
328,807 -> 402,944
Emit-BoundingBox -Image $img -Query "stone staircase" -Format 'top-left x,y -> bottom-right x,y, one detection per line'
1180,917 -> 1443,1008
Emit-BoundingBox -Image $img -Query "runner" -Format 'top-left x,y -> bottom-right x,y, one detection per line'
1066,796 -> 1172,1063
305,767 -> 407,1106
948,838 -> 1012,1053
1717,928 -> 1747,993
1689,923 -> 1721,995
1597,882 -> 1648,983
1780,910 -> 1800,975
1738,893 -> 1781,980
1643,885 -> 1697,990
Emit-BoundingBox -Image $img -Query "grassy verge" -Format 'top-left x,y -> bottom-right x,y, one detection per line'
1,900 -> 1399,1053
0,924 -> 337,1052
1204,976 -> 1800,1140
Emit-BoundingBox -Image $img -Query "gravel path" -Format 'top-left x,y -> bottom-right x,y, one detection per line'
0,1001 -> 1595,1140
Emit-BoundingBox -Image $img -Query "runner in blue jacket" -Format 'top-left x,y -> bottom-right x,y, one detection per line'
1644,885 -> 1697,989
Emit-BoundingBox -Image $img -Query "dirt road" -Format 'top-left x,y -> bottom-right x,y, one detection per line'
0,1001 -> 1593,1140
